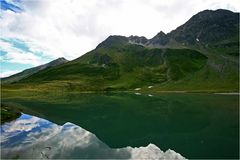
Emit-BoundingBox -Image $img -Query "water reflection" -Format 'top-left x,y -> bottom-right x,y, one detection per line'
1,114 -> 185,159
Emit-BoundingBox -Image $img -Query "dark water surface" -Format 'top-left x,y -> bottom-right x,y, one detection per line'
2,113 -> 183,159
1,93 -> 239,159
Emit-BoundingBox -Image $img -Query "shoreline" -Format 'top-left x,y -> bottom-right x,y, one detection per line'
2,89 -> 239,94
214,92 -> 240,95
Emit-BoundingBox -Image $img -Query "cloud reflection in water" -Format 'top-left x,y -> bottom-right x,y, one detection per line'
1,114 -> 185,159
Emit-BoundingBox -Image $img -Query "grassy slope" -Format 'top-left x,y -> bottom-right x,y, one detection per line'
153,33 -> 239,92
2,41 -> 238,95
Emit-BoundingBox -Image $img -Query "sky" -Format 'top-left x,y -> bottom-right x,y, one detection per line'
0,0 -> 239,78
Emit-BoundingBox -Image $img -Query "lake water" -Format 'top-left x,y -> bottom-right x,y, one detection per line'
1,93 -> 239,159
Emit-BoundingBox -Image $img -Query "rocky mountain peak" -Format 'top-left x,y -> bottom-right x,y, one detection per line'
128,35 -> 148,45
96,35 -> 128,49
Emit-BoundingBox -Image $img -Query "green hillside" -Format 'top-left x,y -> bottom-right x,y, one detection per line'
1,9 -> 239,94
2,39 -> 237,93
15,40 -> 207,90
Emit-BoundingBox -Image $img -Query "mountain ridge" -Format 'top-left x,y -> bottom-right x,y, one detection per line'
2,9 -> 239,92
128,9 -> 239,51
1,57 -> 68,84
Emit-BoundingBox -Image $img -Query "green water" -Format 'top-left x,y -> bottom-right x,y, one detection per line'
2,93 -> 239,159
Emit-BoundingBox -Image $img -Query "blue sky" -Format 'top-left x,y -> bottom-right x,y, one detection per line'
0,37 -> 51,77
0,0 -> 23,13
0,0 -> 239,78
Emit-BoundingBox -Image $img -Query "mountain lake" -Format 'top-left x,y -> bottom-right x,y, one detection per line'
1,92 -> 239,159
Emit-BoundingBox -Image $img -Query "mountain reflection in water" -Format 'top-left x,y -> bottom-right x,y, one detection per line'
1,114 -> 185,159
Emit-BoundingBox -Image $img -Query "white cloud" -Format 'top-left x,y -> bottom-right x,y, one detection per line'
1,0 -> 239,61
0,39 -> 22,54
2,52 -> 42,65
0,70 -> 21,78
0,39 -> 44,66
2,116 -> 40,132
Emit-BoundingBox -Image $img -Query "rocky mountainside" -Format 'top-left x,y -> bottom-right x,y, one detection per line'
129,9 -> 239,55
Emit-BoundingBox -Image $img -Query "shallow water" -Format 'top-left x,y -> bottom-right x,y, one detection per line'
1,93 -> 239,159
